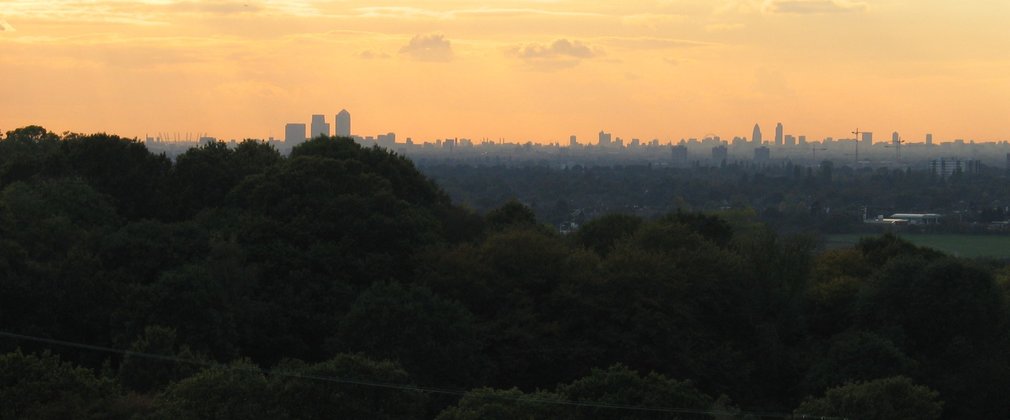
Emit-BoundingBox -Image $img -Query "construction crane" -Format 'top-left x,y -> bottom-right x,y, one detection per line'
852,128 -> 862,164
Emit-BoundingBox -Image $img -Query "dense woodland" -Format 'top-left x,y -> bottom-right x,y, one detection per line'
419,161 -> 1010,233
1,126 -> 1008,419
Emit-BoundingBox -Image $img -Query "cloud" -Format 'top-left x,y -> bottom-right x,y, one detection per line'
359,50 -> 390,59
599,36 -> 715,50
705,22 -> 745,32
399,34 -> 453,62
762,0 -> 866,14
0,18 -> 14,32
508,39 -> 601,70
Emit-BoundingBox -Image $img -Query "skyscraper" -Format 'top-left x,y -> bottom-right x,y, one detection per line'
310,114 -> 330,138
892,131 -> 900,144
775,123 -> 783,146
926,133 -> 933,146
569,135 -> 578,146
598,131 -> 612,146
285,123 -> 306,145
862,132 -> 873,146
752,124 -> 762,145
336,109 -> 351,137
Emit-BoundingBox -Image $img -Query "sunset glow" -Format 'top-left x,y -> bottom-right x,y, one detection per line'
2,0 -> 1009,142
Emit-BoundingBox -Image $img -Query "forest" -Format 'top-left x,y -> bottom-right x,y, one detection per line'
1,126 -> 1008,419
418,160 -> 1010,233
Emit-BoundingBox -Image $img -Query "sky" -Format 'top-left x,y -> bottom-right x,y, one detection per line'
1,0 -> 1009,143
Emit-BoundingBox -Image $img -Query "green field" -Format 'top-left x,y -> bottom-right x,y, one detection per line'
826,234 -> 1010,258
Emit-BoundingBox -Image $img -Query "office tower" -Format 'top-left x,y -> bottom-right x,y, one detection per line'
310,114 -> 330,138
892,131 -> 900,144
569,135 -> 578,146
861,132 -> 873,146
798,135 -> 807,145
336,109 -> 351,137
775,123 -> 783,146
785,135 -> 796,146
926,133 -> 933,146
285,123 -> 306,144
752,124 -> 762,144
598,131 -> 612,146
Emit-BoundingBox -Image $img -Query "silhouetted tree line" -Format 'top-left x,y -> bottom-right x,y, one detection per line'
1,126 -> 1008,419
419,161 -> 1010,233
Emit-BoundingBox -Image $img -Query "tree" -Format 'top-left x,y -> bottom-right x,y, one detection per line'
0,350 -> 119,420
574,213 -> 642,257
269,354 -> 426,420
150,360 -> 281,420
118,326 -> 204,393
794,376 -> 943,420
331,282 -> 487,388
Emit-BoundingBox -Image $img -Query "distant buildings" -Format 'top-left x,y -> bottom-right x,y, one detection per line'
892,131 -> 901,144
598,131 -> 612,147
336,109 -> 351,137
285,123 -> 306,145
930,157 -> 981,177
569,135 -> 578,147
775,123 -> 783,146
754,146 -> 770,162
752,124 -> 762,145
671,144 -> 687,161
310,114 -> 330,138
926,133 -> 933,146
712,145 -> 728,161
862,132 -> 873,146
785,134 -> 795,146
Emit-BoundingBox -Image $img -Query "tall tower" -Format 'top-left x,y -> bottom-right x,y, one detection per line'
892,131 -> 900,144
774,123 -> 783,146
310,114 -> 330,138
598,130 -> 612,146
926,133 -> 933,146
284,123 -> 306,145
752,124 -> 762,145
336,109 -> 351,137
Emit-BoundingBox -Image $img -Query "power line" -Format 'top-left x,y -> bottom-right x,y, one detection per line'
0,330 -> 844,419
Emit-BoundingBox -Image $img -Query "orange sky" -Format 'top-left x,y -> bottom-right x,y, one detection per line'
2,0 -> 1009,143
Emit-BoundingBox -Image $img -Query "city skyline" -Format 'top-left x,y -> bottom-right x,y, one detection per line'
2,1 -> 1009,142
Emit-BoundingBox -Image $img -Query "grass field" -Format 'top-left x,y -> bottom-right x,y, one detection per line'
826,234 -> 1010,259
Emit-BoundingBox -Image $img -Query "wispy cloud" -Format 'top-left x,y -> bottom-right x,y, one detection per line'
508,39 -> 601,70
597,36 -> 717,50
399,34 -> 454,62
762,0 -> 866,14
0,18 -> 15,32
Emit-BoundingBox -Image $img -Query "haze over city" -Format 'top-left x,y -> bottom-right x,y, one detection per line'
2,0 -> 1009,142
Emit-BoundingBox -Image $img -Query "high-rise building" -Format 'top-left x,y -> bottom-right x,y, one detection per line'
926,133 -> 933,146
798,135 -> 807,145
310,114 -> 330,138
569,135 -> 578,146
892,131 -> 900,144
752,124 -> 762,145
598,131 -> 612,146
785,135 -> 796,146
285,123 -> 306,144
336,109 -> 351,137
861,132 -> 873,146
775,123 -> 783,146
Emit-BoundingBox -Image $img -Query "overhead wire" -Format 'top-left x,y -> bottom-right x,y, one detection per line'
0,330 -> 844,420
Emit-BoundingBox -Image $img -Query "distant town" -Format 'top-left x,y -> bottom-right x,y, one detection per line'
142,111 -> 1010,174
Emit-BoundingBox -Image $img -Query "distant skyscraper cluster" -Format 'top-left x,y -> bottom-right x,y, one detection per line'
285,109 -> 352,145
